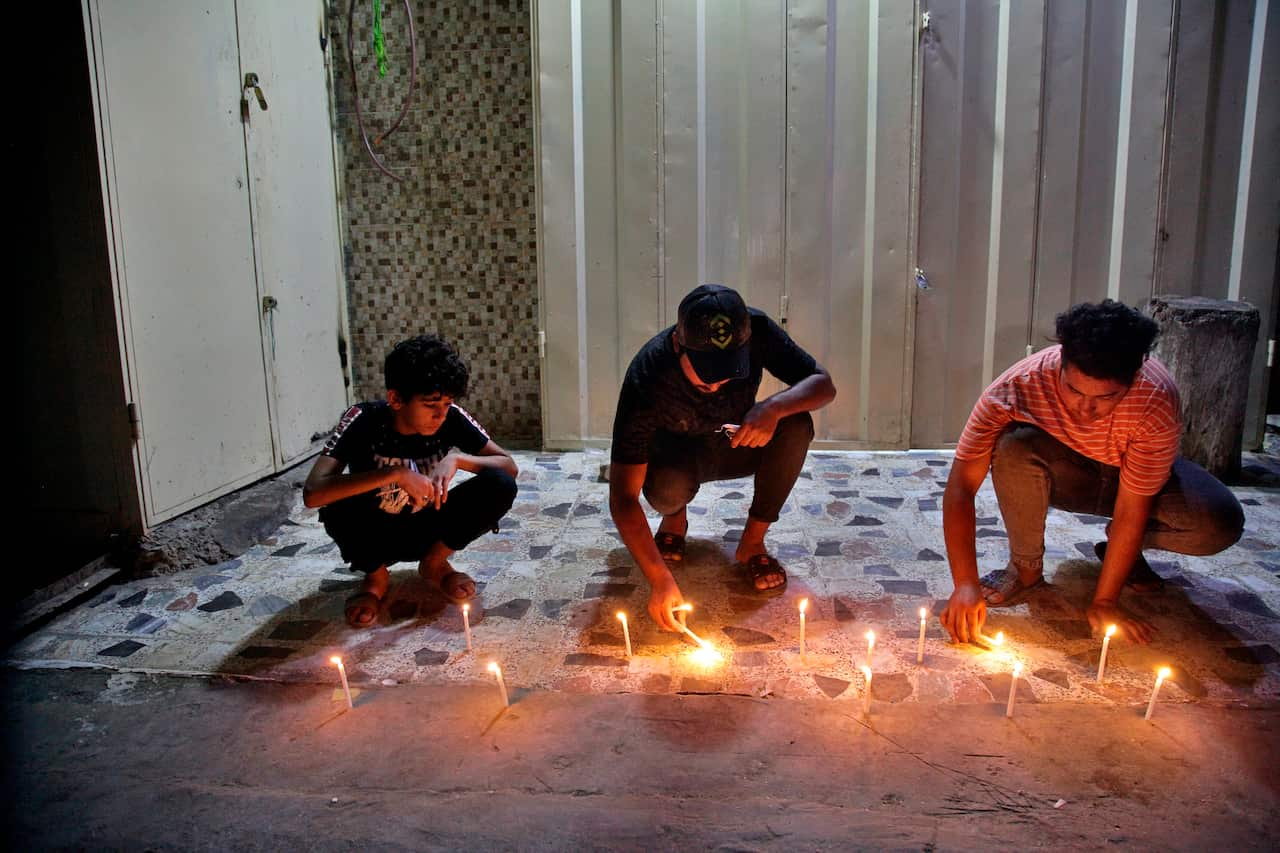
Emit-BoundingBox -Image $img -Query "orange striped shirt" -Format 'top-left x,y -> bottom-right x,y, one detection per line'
955,345 -> 1181,496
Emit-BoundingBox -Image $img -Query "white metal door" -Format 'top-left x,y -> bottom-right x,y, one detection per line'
237,0 -> 350,465
87,0 -> 276,522
534,0 -> 917,449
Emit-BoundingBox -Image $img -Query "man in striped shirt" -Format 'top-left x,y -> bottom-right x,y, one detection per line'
940,300 -> 1244,644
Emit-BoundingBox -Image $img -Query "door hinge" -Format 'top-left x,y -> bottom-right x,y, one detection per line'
1268,338 -> 1275,368
779,293 -> 789,323
538,330 -> 546,359
915,267 -> 931,290
241,72 -> 268,125
921,11 -> 932,33
1026,344 -> 1034,358
127,402 -> 142,441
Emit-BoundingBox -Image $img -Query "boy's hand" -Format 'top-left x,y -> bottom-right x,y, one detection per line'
1087,599 -> 1155,645
730,402 -> 780,448
397,467 -> 437,509
940,582 -> 986,643
425,453 -> 460,510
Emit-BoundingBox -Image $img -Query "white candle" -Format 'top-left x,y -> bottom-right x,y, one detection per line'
917,607 -> 927,664
799,598 -> 809,661
1144,667 -> 1171,721
1005,662 -> 1022,717
616,611 -> 632,658
865,630 -> 876,668
675,602 -> 691,629
861,665 -> 873,716
487,661 -> 509,707
1096,624 -> 1116,683
330,655 -> 353,709
462,603 -> 473,653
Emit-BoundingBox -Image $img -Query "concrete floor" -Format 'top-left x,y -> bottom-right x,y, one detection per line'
5,446 -> 1279,848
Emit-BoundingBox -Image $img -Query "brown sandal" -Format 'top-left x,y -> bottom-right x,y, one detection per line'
741,553 -> 788,597
655,531 -> 687,563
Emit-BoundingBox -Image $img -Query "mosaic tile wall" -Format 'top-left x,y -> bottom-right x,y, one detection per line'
330,0 -> 541,443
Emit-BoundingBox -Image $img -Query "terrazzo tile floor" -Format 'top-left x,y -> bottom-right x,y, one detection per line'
10,449 -> 1280,712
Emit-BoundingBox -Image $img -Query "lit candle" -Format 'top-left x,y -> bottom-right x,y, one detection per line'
616,611 -> 632,658
916,607 -> 927,664
1096,624 -> 1117,683
861,665 -> 873,716
674,602 -> 692,629
1144,666 -> 1171,721
865,629 -> 875,668
669,604 -> 707,647
330,655 -> 353,709
994,630 -> 1005,647
462,603 -> 473,653
1005,661 -> 1022,717
798,598 -> 809,661
487,661 -> 509,707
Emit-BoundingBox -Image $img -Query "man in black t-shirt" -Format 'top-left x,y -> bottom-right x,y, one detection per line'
304,335 -> 518,628
609,284 -> 837,631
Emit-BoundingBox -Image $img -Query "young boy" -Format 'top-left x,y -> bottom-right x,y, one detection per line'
304,335 -> 518,628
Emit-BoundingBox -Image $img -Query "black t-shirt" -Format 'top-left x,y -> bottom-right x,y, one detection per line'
611,309 -> 820,464
319,401 -> 490,516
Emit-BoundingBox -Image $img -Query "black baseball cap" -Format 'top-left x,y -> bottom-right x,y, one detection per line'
676,284 -> 751,383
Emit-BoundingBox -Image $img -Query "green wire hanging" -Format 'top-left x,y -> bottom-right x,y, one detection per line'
372,0 -> 388,77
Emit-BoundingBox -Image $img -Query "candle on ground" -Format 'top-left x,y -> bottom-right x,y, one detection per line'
917,607 -> 927,664
487,661 -> 510,707
1144,666 -> 1171,721
865,630 -> 875,668
1005,661 -> 1022,717
461,603 -> 473,652
1096,624 -> 1117,683
330,655 -> 353,709
616,611 -> 632,658
799,598 -> 809,661
861,665 -> 873,716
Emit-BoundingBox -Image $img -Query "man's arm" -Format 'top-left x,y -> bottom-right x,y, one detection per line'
939,454 -> 991,642
1088,484 -> 1156,643
732,367 -> 837,449
608,462 -> 684,631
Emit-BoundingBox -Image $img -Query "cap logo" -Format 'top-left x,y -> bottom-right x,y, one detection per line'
707,314 -> 735,349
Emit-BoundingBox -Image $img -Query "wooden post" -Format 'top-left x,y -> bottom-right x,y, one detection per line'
1145,296 -> 1260,480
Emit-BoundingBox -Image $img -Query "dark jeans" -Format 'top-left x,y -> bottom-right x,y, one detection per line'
321,467 -> 517,573
642,412 -> 815,524
991,425 -> 1244,574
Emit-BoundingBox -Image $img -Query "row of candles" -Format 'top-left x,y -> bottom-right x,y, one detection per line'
328,598 -> 1175,720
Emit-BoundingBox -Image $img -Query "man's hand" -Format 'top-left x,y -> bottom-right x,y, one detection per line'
940,582 -> 987,643
731,401 -> 781,448
424,453 -> 460,510
647,574 -> 686,632
1087,599 -> 1155,645
397,466 -> 437,509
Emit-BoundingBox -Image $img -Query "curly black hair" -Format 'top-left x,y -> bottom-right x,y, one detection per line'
1054,299 -> 1159,383
384,334 -> 469,399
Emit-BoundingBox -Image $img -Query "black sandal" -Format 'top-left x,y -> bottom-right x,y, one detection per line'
741,553 -> 788,597
655,531 -> 687,563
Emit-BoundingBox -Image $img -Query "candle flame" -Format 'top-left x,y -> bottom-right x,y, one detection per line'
487,662 -> 501,675
1158,666 -> 1171,679
919,607 -> 927,619
994,631 -> 1004,646
616,611 -> 627,622
799,598 -> 809,614
1013,662 -> 1023,676
688,645 -> 723,667
860,664 -> 872,681
462,602 -> 470,614
674,603 -> 693,613
1105,624 -> 1117,638
865,630 -> 875,642
329,655 -> 342,666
